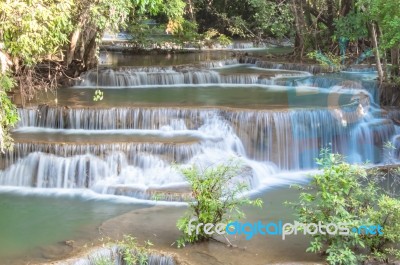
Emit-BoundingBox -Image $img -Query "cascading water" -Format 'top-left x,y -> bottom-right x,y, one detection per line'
0,58 -> 398,202
5,108 -> 279,198
75,64 -> 310,88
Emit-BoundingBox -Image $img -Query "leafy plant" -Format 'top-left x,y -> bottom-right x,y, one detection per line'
162,0 -> 185,34
366,195 -> 400,262
203,28 -> 219,41
176,160 -> 262,248
0,72 -> 18,153
334,11 -> 368,42
217,34 -> 232,47
117,235 -> 152,265
93,89 -> 104,101
128,21 -> 152,49
0,0 -> 74,65
359,0 -> 400,50
173,20 -> 201,47
247,0 -> 293,40
307,50 -> 343,70
287,148 -> 400,265
200,29 -> 233,48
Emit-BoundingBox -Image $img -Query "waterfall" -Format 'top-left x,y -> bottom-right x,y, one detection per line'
228,109 -> 394,169
239,57 -> 336,74
74,68 -> 301,87
0,152 -> 185,195
230,42 -> 257,49
77,69 -> 221,87
349,118 -> 395,163
199,58 -> 238,68
2,142 -> 203,169
11,105 -> 396,171
3,107 -> 282,198
17,106 -> 211,129
1,58 -> 395,201
72,60 -> 315,88
292,76 -> 379,101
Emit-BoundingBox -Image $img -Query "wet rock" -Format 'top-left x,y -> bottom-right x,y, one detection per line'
39,241 -> 73,260
65,240 -> 74,247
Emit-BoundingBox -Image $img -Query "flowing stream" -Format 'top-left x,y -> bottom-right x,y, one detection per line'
0,48 -> 398,263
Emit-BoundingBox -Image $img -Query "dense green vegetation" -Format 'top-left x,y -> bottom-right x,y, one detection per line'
287,149 -> 400,264
176,161 -> 262,247
181,0 -> 400,81
0,0 -> 186,149
0,72 -> 18,153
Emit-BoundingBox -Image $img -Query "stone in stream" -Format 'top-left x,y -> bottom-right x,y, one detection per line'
39,241 -> 74,260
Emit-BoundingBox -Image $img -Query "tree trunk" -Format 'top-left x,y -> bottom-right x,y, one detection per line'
64,3 -> 96,71
66,28 -> 82,66
326,0 -> 335,36
65,21 -> 99,71
370,23 -> 385,83
391,46 -> 399,77
187,0 -> 195,20
378,26 -> 389,81
291,0 -> 307,59
340,0 -> 352,16
382,49 -> 389,81
83,33 -> 98,70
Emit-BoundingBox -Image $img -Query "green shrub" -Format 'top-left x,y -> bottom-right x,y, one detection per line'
217,34 -> 233,47
175,20 -> 200,42
287,148 -> 400,264
116,235 -> 153,265
200,29 -> 232,48
307,50 -> 343,70
366,195 -> 400,262
333,11 -> 368,42
0,72 -> 18,152
176,160 -> 262,248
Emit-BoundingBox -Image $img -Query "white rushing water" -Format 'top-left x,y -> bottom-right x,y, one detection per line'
74,64 -> 311,88
1,62 -> 398,202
